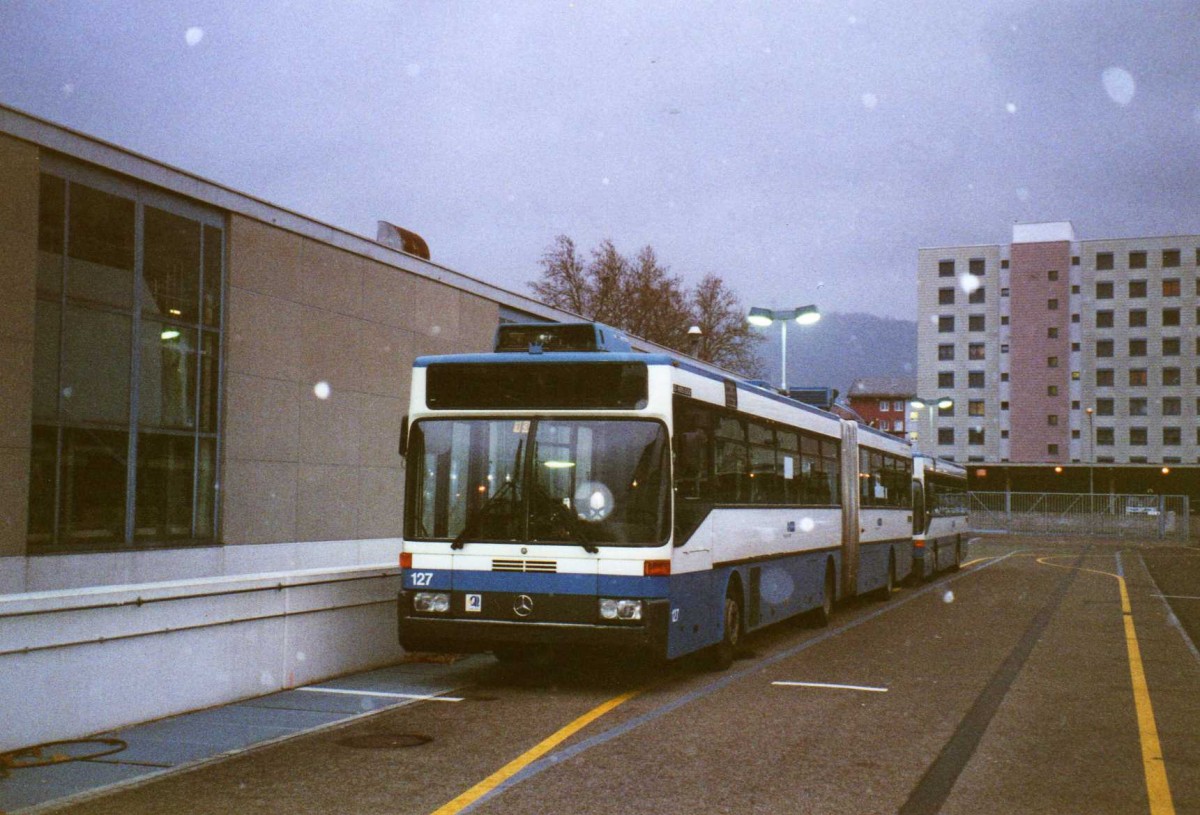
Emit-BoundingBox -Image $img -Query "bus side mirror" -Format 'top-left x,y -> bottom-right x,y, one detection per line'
399,416 -> 409,457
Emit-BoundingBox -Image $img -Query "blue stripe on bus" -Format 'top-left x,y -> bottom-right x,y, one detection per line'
404,569 -> 670,597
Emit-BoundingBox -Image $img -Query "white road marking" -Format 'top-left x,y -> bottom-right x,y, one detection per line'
297,687 -> 463,702
771,681 -> 888,693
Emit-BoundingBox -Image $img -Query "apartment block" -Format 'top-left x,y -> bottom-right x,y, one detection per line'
917,222 -> 1200,465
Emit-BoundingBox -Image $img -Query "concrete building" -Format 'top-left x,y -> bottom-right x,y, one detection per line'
918,222 -> 1200,467
0,104 -> 636,751
845,377 -> 915,439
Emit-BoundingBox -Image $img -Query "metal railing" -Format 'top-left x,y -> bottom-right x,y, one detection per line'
968,492 -> 1191,541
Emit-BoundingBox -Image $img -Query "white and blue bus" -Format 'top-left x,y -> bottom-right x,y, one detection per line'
398,323 -> 912,668
910,455 -> 969,579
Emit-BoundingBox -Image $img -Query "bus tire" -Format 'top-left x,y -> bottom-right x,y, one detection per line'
812,561 -> 836,627
876,551 -> 896,601
708,586 -> 742,671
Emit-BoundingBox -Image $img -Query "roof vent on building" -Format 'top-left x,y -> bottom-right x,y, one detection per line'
376,221 -> 431,260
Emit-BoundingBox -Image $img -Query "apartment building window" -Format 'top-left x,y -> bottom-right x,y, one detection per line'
1047,385 -> 1059,397
1096,310 -> 1114,328
1162,397 -> 1181,416
939,287 -> 955,305
1001,259 -> 1009,269
1163,427 -> 1182,446
1129,251 -> 1147,269
1096,281 -> 1113,299
1047,444 -> 1059,456
1071,313 -> 1080,323
1001,287 -> 1010,297
1129,280 -> 1147,298
1129,369 -> 1148,386
1129,398 -> 1148,417
1071,342 -> 1081,352
1047,356 -> 1059,368
938,371 -> 954,388
938,403 -> 954,417
1096,368 -> 1114,387
30,166 -> 224,551
1001,344 -> 1009,353
1163,249 -> 1180,267
969,259 -> 985,276
1000,401 -> 1009,410
1163,337 -> 1180,356
879,400 -> 890,412
1047,270 -> 1059,281
1047,298 -> 1059,311
1095,398 -> 1114,416
1163,278 -> 1181,296
968,314 -> 985,331
1096,252 -> 1114,270
968,400 -> 985,417
968,343 -> 985,360
938,260 -> 955,277
1129,309 -> 1147,327
1163,308 -> 1180,327
1128,339 -> 1147,357
968,428 -> 985,445
1129,427 -> 1148,446
1096,427 -> 1115,446
1047,327 -> 1059,339
938,315 -> 955,333
1096,340 -> 1114,357
892,400 -> 904,412
1001,316 -> 1010,325
1048,415 -> 1060,427
938,428 -> 954,445
968,287 -> 985,304
1163,367 -> 1181,386
938,344 -> 954,361
878,419 -> 890,431
968,371 -> 985,388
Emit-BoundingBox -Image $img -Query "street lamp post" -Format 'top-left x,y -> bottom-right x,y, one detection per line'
1085,407 -> 1095,497
909,396 -> 954,455
747,305 -> 820,391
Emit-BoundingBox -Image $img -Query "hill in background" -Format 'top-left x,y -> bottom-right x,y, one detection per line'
755,312 -> 917,399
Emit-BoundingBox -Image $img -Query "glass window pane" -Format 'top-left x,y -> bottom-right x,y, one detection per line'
199,331 -> 220,433
61,306 -> 131,424
203,225 -> 223,327
136,433 -> 196,540
67,183 -> 134,309
143,206 -> 201,321
27,424 -> 58,546
61,427 -> 128,547
195,438 -> 216,538
139,322 -> 197,429
38,173 -> 65,297
33,301 -> 60,420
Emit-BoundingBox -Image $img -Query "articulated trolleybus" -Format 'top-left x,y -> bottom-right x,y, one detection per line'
398,323 -> 912,668
911,454 -> 969,580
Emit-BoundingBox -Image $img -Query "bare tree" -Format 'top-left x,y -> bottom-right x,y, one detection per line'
530,235 -> 762,377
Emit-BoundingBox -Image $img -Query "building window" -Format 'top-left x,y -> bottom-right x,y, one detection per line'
1096,281 -> 1113,299
1163,278 -> 1181,297
1129,280 -> 1147,298
1128,339 -> 1147,357
938,427 -> 954,445
1129,309 -> 1147,327
1129,369 -> 1148,386
1163,308 -> 1180,327
1163,337 -> 1180,356
1047,356 -> 1059,368
1096,427 -> 1115,446
1047,385 -> 1059,397
1096,398 -> 1113,416
938,344 -> 954,361
1000,401 -> 1009,410
879,399 -> 890,412
938,403 -> 954,417
1129,398 -> 1147,417
1047,327 -> 1059,339
1047,298 -> 1059,310
1047,415 -> 1059,426
893,400 -> 904,412
968,343 -> 985,360
1096,340 -> 1114,357
938,315 -> 955,333
968,371 -> 985,388
968,428 -> 985,445
30,168 -> 224,551
1047,270 -> 1059,281
1129,427 -> 1148,446
969,258 -> 985,276
1163,367 -> 1181,386
939,287 -> 955,305
1001,287 -> 1010,297
1071,342 -> 1081,352
1047,444 -> 1059,456
1129,251 -> 1147,269
1096,252 -> 1114,270
938,260 -> 955,277
968,400 -> 985,416
1001,316 -> 1010,325
1001,344 -> 1009,353
1071,285 -> 1080,294
878,419 -> 890,431
1096,368 -> 1114,387
1001,259 -> 1009,269
1096,310 -> 1114,328
1163,249 -> 1181,267
1163,397 -> 1181,416
968,314 -> 985,331
1163,427 -> 1181,446
938,371 -> 955,388
968,287 -> 985,304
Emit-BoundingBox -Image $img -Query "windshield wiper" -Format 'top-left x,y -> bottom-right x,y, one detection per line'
451,478 -> 518,549
531,483 -> 599,554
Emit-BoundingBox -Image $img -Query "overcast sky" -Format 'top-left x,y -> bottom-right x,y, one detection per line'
3,1 -> 1198,320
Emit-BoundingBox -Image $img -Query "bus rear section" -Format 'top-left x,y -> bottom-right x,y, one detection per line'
911,455 -> 969,580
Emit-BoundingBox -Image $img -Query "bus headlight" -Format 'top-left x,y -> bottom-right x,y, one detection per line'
413,592 -> 451,613
599,598 -> 643,621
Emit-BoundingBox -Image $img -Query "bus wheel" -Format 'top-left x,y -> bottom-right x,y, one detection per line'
709,590 -> 742,671
876,552 -> 896,601
812,562 -> 836,627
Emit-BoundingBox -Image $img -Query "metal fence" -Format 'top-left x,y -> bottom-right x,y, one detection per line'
968,492 -> 1192,541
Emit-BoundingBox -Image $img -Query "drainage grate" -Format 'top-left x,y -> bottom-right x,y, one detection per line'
336,733 -> 432,750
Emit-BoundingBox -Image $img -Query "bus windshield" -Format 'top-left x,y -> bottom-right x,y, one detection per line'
406,418 -> 670,546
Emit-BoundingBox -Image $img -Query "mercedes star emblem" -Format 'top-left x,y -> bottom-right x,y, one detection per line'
513,595 -> 534,617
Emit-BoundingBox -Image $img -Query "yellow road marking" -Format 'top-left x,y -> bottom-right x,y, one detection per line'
429,688 -> 642,815
1036,555 -> 1176,815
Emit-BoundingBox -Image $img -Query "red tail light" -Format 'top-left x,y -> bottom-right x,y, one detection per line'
400,552 -> 412,568
644,559 -> 671,577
